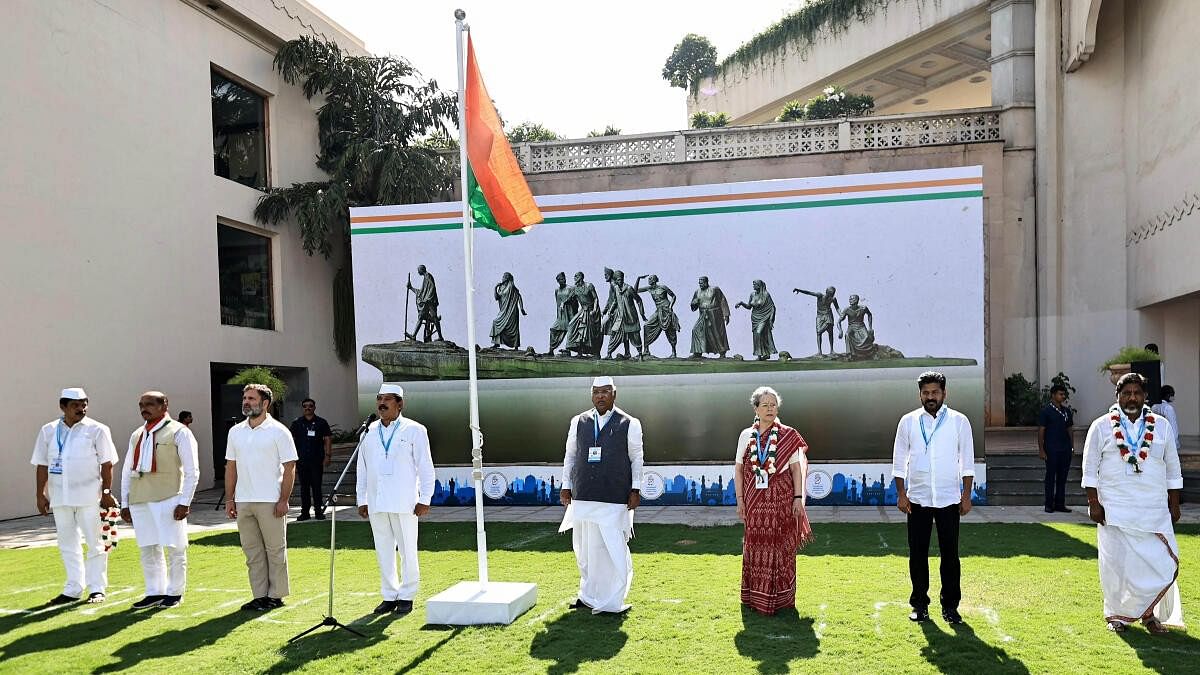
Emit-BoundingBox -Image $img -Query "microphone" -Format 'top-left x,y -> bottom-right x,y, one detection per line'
355,413 -> 379,435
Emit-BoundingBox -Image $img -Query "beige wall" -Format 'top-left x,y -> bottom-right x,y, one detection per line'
0,0 -> 360,519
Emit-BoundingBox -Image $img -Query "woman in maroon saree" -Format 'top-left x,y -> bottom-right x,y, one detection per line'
734,386 -> 814,615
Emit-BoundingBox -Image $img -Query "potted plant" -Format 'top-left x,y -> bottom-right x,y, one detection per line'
1098,346 -> 1161,385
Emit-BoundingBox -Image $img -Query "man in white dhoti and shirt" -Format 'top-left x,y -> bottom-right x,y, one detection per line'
31,387 -> 120,605
1083,372 -> 1184,633
559,376 -> 644,614
120,391 -> 199,609
357,383 -> 436,615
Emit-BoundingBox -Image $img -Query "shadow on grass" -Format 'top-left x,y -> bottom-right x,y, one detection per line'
0,609 -> 154,661
94,610 -> 248,673
263,610 -> 400,674
529,607 -> 629,674
397,625 -> 465,674
191,522 -> 1107,559
1118,625 -> 1200,671
734,605 -> 819,674
0,601 -> 79,638
919,619 -> 1029,674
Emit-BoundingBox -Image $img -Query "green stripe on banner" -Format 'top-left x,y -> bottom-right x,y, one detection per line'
350,189 -> 983,235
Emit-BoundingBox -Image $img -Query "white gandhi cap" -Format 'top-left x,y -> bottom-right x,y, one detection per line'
378,383 -> 405,397
591,376 -> 614,388
60,387 -> 88,400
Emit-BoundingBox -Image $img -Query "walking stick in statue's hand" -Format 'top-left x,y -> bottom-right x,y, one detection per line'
404,272 -> 413,340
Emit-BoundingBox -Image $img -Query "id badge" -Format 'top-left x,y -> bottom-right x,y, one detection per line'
914,453 -> 931,473
588,446 -> 602,463
49,458 -> 63,475
755,473 -> 769,489
379,453 -> 395,476
307,430 -> 316,437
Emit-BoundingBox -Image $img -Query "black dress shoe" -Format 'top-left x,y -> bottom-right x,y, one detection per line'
1054,507 -> 1072,513
1044,507 -> 1055,513
160,596 -> 182,608
909,609 -> 930,622
258,597 -> 284,611
942,609 -> 964,624
393,599 -> 414,614
569,599 -> 592,610
132,595 -> 165,610
315,512 -> 326,520
240,597 -> 266,611
297,513 -> 311,522
373,600 -> 397,614
48,593 -> 81,606
85,592 -> 106,604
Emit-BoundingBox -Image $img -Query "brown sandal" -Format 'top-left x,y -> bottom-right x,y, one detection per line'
1144,618 -> 1169,634
1107,620 -> 1127,632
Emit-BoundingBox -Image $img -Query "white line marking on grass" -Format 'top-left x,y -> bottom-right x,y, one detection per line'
1,584 -> 54,596
192,598 -> 246,617
765,634 -> 793,640
976,606 -> 1013,642
877,533 -> 890,549
191,588 -> 247,593
505,531 -> 555,550
815,603 -> 828,639
658,599 -> 683,604
79,587 -> 136,615
525,599 -> 570,626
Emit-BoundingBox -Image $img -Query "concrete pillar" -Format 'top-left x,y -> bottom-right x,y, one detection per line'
990,0 -> 1037,148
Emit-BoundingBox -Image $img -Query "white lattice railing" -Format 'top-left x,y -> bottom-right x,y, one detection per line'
501,107 -> 1001,174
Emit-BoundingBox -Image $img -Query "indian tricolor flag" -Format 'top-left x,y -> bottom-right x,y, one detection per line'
464,36 -> 542,235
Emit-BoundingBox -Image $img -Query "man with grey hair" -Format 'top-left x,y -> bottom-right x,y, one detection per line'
559,376 -> 644,613
224,384 -> 298,612
1083,372 -> 1183,633
31,387 -> 120,605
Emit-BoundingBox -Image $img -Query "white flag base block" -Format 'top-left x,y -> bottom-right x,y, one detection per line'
425,581 -> 538,625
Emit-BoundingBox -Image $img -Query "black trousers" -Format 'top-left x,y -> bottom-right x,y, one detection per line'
1044,450 -> 1072,510
297,458 -> 325,514
906,503 -> 960,611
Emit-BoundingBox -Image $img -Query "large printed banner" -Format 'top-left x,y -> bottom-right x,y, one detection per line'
349,167 -> 985,471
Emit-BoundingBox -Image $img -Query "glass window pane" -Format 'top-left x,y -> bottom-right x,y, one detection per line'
217,224 -> 274,330
212,70 -> 267,190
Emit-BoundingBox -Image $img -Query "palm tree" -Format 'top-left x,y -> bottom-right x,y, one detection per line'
254,36 -> 458,360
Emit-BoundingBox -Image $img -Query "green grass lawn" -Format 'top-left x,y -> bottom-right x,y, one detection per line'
0,522 -> 1196,674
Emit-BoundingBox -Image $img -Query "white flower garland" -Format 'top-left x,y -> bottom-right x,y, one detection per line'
1109,404 -> 1155,474
745,418 -> 780,480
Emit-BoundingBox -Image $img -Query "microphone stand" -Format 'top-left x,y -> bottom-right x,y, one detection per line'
288,422 -> 371,642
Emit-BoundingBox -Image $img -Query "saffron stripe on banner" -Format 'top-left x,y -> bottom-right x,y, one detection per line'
349,189 -> 985,235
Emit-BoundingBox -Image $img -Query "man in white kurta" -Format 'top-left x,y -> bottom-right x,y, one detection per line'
357,384 -> 436,614
559,376 -> 644,614
1083,372 -> 1184,633
120,392 -> 200,609
31,387 -> 120,605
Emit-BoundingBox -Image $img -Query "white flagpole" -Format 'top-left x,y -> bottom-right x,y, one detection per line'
454,9 -> 489,586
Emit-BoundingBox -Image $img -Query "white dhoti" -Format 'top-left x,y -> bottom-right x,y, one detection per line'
559,500 -> 634,614
130,499 -> 189,596
52,505 -> 108,597
1098,523 -> 1184,627
368,511 -> 420,601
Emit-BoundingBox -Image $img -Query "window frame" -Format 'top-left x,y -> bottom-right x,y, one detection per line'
210,65 -> 272,191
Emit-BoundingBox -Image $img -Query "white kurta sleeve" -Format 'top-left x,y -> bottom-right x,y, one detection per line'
627,417 -> 644,490
413,426 -> 436,505
95,424 -> 119,465
561,416 -> 578,490
30,425 -> 50,466
958,415 -> 976,478
891,416 -> 910,480
355,439 -> 369,506
1081,419 -> 1103,489
176,427 -> 200,507
733,429 -> 751,465
1162,420 -> 1183,491
120,432 -> 136,505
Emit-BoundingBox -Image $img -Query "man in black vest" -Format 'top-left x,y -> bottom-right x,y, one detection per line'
559,376 -> 644,614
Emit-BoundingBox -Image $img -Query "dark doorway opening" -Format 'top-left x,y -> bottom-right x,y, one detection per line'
209,362 -> 310,482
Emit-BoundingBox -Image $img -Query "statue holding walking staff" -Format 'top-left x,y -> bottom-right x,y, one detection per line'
490,272 -> 526,349
689,276 -> 731,358
635,274 -> 680,358
735,279 -> 777,361
406,264 -> 444,342
792,286 -> 840,355
548,272 -> 576,355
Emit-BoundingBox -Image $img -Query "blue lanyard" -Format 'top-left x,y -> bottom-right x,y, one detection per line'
754,429 -> 770,464
55,419 -> 68,459
1118,411 -> 1147,449
593,412 -> 608,446
378,420 -> 399,458
919,408 -> 948,450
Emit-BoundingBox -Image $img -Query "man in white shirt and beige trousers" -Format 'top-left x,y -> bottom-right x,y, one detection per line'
31,387 -> 120,605
357,383 -> 436,614
1083,372 -> 1184,634
559,376 -> 644,614
224,384 -> 298,612
892,371 -> 976,625
120,391 -> 200,609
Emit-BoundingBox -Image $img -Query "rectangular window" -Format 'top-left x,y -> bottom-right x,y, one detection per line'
212,69 -> 268,190
217,224 -> 274,330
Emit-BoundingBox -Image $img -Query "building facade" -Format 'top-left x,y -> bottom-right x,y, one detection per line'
0,0 -> 363,519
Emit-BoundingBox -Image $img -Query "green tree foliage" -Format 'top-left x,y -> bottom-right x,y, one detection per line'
587,125 -> 623,137
1004,372 -> 1076,426
252,37 -> 457,361
690,111 -> 730,129
776,85 -> 874,122
506,121 -> 562,143
662,34 -> 718,92
226,366 -> 289,404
